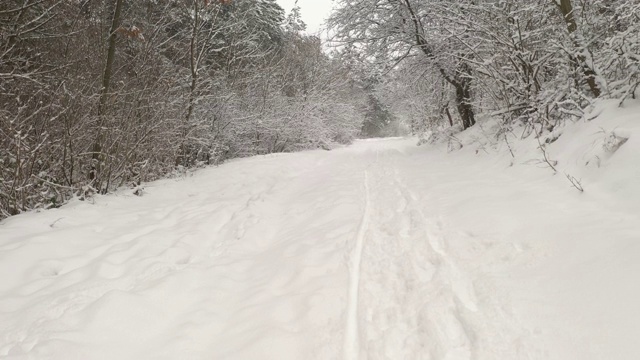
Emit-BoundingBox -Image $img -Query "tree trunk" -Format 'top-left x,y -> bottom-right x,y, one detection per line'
91,0 -> 124,184
443,103 -> 454,127
179,0 -> 200,167
403,0 -> 476,129
453,63 -> 475,129
455,83 -> 475,129
556,0 -> 601,98
186,0 -> 199,128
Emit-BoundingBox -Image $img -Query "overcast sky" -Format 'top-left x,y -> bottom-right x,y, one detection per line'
275,0 -> 335,35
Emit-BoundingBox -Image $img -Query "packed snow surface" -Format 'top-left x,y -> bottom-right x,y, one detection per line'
1,104 -> 640,359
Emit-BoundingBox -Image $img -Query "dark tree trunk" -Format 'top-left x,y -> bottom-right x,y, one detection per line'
185,0 -> 199,128
179,0 -> 200,167
556,0 -> 601,98
455,83 -> 475,129
91,0 -> 124,184
446,70 -> 476,130
436,65 -> 475,129
443,103 -> 454,127
453,63 -> 475,129
403,0 -> 476,129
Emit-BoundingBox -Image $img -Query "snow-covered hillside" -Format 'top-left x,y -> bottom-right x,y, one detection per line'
1,101 -> 639,359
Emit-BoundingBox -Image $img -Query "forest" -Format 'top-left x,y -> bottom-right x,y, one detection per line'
2,0 -> 639,218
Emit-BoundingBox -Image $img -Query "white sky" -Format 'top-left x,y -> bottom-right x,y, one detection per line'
276,0 -> 335,35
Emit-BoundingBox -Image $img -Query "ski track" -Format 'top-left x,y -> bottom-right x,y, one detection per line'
348,149 -> 480,360
344,171 -> 371,360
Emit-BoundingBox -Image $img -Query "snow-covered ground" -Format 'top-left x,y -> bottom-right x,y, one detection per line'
1,100 -> 639,359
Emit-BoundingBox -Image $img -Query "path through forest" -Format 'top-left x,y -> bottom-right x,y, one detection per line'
1,138 -> 639,359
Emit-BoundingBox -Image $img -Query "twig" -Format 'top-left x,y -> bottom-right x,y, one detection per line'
534,128 -> 558,173
565,173 -> 584,193
504,131 -> 515,158
50,217 -> 64,228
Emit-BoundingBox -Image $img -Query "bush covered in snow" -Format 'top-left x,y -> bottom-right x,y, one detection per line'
0,1 -> 365,218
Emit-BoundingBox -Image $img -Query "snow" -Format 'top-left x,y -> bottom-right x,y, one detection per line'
1,100 -> 640,359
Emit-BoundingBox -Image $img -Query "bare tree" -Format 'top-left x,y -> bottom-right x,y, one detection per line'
553,0 -> 602,98
329,0 -> 477,129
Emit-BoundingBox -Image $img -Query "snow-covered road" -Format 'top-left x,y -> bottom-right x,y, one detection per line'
2,137 -> 640,359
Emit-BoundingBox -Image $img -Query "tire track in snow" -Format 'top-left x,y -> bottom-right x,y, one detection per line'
344,171 -> 371,360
